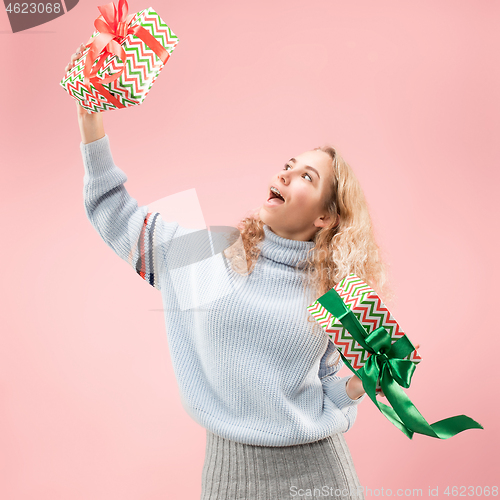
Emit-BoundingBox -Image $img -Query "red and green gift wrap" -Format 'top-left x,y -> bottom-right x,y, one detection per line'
307,274 -> 483,440
60,0 -> 178,113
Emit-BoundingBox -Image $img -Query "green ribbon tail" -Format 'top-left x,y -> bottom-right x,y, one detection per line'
359,354 -> 413,438
378,364 -> 484,439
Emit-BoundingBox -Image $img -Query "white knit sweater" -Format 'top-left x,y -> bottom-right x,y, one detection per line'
81,134 -> 365,447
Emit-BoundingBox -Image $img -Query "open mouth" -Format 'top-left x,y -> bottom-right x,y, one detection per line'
268,186 -> 285,204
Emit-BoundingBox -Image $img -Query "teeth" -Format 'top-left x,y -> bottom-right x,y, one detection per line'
270,186 -> 284,200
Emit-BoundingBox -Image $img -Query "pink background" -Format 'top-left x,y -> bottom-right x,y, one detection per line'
1,0 -> 499,498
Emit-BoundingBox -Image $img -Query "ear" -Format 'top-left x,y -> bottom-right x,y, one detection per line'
313,213 -> 333,229
313,213 -> 340,229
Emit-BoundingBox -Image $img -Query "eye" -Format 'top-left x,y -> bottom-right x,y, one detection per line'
283,164 -> 313,181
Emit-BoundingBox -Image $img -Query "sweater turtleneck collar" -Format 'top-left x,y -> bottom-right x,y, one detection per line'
259,225 -> 315,268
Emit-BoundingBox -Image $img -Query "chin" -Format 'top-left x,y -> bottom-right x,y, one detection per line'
258,206 -> 269,224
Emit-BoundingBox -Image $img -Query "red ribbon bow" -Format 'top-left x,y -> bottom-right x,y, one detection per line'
81,0 -> 169,108
116,21 -> 128,38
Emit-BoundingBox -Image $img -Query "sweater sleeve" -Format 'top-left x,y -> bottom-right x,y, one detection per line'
319,337 -> 366,431
81,134 -> 179,292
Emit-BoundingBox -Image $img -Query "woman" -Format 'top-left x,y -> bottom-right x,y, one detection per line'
66,43 -> 385,500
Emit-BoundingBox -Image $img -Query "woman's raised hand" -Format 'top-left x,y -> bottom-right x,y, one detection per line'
65,43 -> 105,144
65,43 -> 91,119
64,42 -> 86,73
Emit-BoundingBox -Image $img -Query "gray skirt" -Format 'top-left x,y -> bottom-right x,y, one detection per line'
200,430 -> 365,500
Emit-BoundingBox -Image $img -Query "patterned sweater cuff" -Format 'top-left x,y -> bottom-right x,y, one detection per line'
80,134 -> 115,177
323,375 -> 366,409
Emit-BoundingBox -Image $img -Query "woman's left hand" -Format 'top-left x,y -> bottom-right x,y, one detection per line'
346,374 -> 365,400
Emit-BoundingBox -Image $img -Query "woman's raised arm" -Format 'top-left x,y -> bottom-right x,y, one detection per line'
77,107 -> 105,145
65,45 -> 180,292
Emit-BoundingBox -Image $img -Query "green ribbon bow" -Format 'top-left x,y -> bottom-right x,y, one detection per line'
317,287 -> 484,439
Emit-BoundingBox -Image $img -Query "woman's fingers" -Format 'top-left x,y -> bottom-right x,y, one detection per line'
65,54 -> 78,72
75,43 -> 85,55
65,54 -> 79,72
65,43 -> 87,72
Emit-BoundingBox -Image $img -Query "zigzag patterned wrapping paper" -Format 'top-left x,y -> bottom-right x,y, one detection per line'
60,6 -> 178,113
307,274 -> 421,392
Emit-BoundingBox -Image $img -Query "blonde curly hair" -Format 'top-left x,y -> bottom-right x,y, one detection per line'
223,144 -> 392,320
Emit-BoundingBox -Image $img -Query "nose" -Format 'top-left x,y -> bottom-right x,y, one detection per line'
278,171 -> 288,185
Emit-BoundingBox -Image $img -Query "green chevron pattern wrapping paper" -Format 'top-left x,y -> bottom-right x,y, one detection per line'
307,274 -> 484,439
60,6 -> 178,113
307,274 -> 422,392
